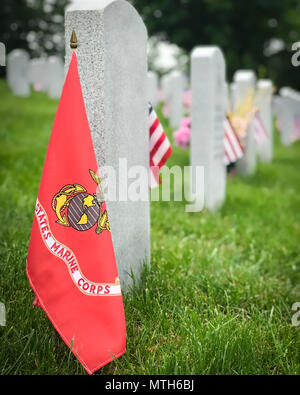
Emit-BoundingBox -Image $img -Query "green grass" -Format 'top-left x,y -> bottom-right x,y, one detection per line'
0,80 -> 299,375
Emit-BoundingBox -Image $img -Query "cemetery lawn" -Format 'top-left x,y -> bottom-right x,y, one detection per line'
0,80 -> 299,375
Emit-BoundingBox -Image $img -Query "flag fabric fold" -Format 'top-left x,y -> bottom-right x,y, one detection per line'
26,51 -> 126,375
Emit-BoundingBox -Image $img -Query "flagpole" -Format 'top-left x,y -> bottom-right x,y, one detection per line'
70,30 -> 78,49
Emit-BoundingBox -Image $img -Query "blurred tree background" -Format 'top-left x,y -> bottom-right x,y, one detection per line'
1,0 -> 300,89
0,0 -> 69,77
132,0 -> 300,89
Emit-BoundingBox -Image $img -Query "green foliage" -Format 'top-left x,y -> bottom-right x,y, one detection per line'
0,0 -> 69,77
132,0 -> 300,89
0,82 -> 299,374
1,1 -> 300,87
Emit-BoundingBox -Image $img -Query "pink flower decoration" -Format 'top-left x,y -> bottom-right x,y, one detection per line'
181,117 -> 191,128
173,118 -> 191,150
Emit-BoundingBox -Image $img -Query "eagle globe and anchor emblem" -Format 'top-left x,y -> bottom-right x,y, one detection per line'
52,170 -> 110,234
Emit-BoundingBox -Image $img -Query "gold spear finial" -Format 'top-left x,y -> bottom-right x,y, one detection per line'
70,30 -> 78,49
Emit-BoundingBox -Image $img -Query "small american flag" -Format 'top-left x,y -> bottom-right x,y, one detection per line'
149,103 -> 172,188
224,115 -> 245,166
254,111 -> 268,145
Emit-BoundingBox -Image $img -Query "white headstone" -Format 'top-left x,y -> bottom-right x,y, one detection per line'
168,70 -> 184,128
272,94 -> 283,121
256,79 -> 273,162
224,82 -> 230,113
147,71 -> 158,107
229,82 -> 237,113
47,56 -> 65,99
278,87 -> 300,145
287,89 -> 300,141
160,72 -> 172,104
190,46 -> 226,211
233,70 -> 257,175
28,58 -> 49,92
6,49 -> 30,97
0,42 -> 5,67
65,0 -> 150,290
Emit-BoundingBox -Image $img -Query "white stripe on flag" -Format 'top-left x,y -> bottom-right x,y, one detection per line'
149,110 -> 157,127
223,117 -> 244,165
150,123 -> 164,151
224,136 -> 235,163
152,137 -> 170,166
227,126 -> 243,158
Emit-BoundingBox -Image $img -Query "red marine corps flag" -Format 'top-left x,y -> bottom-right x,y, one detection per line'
26,49 -> 126,374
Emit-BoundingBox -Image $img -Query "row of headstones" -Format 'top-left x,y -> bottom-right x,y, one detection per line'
147,53 -> 274,212
6,49 -> 64,98
148,66 -> 297,153
5,1 -> 292,290
228,73 -> 273,170
191,52 -> 273,212
147,70 -> 188,128
228,77 -> 273,165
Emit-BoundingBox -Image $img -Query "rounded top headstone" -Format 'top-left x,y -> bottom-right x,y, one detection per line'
8,48 -> 29,60
66,0 -> 114,10
284,87 -> 300,101
66,0 -> 146,32
65,0 -> 150,289
191,46 -> 225,74
48,55 -> 63,66
233,70 -> 256,83
191,46 -> 223,59
170,70 -> 182,78
279,87 -> 293,96
257,79 -> 272,90
6,48 -> 30,96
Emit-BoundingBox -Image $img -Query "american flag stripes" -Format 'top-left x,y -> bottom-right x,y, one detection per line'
254,111 -> 268,145
149,103 -> 172,188
224,115 -> 245,166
